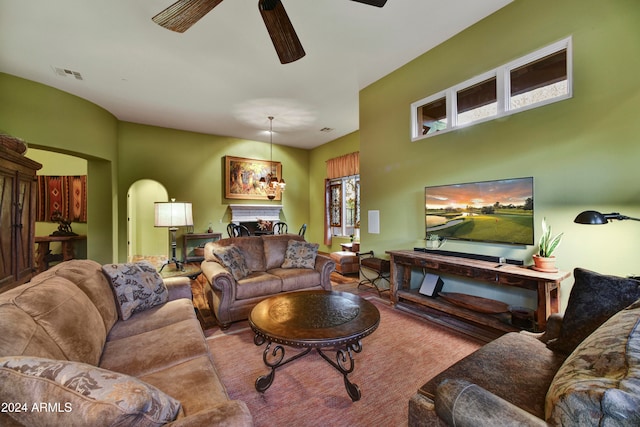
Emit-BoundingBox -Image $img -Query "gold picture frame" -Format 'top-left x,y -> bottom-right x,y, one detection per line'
224,156 -> 282,200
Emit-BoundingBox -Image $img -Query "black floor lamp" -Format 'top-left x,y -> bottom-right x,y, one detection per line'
154,199 -> 193,272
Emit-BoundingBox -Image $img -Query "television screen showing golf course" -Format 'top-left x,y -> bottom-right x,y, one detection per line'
425,177 -> 534,245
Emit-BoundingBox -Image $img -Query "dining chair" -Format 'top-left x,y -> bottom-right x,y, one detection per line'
273,222 -> 288,234
233,224 -> 251,237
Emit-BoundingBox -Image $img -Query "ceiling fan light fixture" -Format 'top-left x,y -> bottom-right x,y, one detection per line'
153,0 -> 385,62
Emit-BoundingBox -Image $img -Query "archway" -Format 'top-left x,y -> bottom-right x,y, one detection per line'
127,180 -> 168,261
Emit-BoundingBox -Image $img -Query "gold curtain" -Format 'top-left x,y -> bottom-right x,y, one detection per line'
324,152 -> 359,245
326,152 -> 359,180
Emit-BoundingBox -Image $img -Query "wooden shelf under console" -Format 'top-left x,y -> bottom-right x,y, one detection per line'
386,250 -> 570,337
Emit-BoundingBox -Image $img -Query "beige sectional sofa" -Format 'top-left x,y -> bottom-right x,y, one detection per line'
0,259 -> 253,426
409,268 -> 640,426
201,234 -> 334,329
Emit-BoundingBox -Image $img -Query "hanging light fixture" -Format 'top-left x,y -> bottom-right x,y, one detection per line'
259,116 -> 286,200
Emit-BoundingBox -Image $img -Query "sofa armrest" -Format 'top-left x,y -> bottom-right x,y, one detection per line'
167,400 -> 253,426
201,260 -> 237,299
314,254 -> 335,291
435,379 -> 549,427
163,277 -> 193,301
520,313 -> 564,344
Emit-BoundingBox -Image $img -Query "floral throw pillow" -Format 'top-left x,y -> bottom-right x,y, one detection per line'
102,261 -> 168,320
212,245 -> 250,281
0,356 -> 181,426
281,239 -> 318,269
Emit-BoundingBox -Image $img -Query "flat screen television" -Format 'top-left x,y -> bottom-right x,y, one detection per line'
425,177 -> 534,246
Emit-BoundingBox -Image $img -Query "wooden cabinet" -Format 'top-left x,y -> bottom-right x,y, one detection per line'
0,139 -> 42,292
182,233 -> 221,263
387,250 -> 570,341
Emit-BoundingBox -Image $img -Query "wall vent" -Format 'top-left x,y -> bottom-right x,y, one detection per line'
319,127 -> 334,133
53,67 -> 83,81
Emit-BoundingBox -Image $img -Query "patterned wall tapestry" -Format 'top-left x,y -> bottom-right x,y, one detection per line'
36,176 -> 88,223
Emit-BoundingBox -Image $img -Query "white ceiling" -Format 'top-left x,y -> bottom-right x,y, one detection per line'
0,0 -> 512,149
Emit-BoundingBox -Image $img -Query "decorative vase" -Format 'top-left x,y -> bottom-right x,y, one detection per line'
532,255 -> 558,273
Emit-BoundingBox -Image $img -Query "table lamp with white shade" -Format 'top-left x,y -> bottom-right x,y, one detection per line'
154,199 -> 193,272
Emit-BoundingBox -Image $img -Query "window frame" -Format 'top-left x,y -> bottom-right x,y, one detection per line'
411,90 -> 448,138
328,174 -> 360,238
411,36 -> 572,141
452,70 -> 499,128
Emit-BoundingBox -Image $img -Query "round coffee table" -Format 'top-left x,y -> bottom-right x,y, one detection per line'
249,290 -> 380,401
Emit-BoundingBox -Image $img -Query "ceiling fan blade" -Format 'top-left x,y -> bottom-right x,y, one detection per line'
153,0 -> 224,33
350,0 -> 388,7
259,0 -> 306,64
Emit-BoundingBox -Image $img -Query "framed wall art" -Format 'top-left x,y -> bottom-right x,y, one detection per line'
36,175 -> 88,222
224,156 -> 282,200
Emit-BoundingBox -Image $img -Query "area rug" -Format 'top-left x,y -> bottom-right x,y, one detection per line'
330,271 -> 360,286
207,297 -> 482,426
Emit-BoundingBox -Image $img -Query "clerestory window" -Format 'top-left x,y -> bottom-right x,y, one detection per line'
411,37 -> 572,140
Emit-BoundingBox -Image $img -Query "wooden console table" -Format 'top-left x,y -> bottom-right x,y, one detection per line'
35,235 -> 87,273
387,250 -> 570,338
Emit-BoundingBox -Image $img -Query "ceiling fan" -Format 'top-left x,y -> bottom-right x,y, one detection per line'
152,0 -> 388,64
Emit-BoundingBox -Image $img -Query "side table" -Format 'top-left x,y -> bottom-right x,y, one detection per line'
340,242 -> 360,252
159,263 -> 202,280
182,233 -> 221,263
35,235 -> 87,273
159,263 -> 205,325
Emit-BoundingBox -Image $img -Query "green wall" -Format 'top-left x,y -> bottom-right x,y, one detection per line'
0,73 -> 117,263
357,0 -> 640,308
0,74 -> 310,263
116,122 -> 310,261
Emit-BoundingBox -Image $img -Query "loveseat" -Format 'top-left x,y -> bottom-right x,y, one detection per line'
409,268 -> 640,426
0,259 -> 253,426
201,234 -> 334,329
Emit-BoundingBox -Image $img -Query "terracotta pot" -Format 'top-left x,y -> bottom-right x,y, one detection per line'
532,254 -> 558,273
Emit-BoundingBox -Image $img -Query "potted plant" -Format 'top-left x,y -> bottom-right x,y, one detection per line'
426,234 -> 445,250
532,218 -> 563,272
